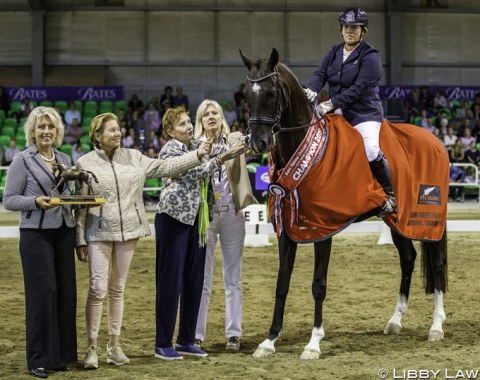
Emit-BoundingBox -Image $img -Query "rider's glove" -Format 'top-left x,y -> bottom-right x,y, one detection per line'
316,99 -> 334,116
304,88 -> 318,103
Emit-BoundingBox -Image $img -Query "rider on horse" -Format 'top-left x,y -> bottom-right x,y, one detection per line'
304,7 -> 397,217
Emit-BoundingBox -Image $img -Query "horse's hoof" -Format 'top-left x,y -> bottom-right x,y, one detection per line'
428,329 -> 444,341
252,347 -> 275,358
384,322 -> 402,335
300,349 -> 320,360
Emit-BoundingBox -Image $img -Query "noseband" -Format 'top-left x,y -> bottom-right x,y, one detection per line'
247,70 -> 318,135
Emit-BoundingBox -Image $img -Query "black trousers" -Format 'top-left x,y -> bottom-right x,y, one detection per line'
19,224 -> 77,370
155,213 -> 206,348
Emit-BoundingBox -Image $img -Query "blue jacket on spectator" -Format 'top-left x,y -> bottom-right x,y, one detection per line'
306,40 -> 384,126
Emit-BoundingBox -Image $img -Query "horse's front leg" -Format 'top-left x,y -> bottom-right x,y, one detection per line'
384,231 -> 417,335
253,233 -> 297,358
300,238 -> 332,360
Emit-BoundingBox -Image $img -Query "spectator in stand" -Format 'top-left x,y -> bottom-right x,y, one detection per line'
233,83 -> 246,107
64,102 -> 82,126
122,127 -> 135,148
144,103 -> 161,133
0,143 -> 5,166
128,94 -> 144,114
433,91 -> 448,110
21,97 -> 34,118
223,101 -> 237,126
173,86 -> 189,111
465,140 -> 479,166
72,144 -> 86,164
54,105 -> 65,123
63,118 -> 85,145
149,96 -> 160,111
160,86 -> 174,117
149,130 -> 161,152
419,85 -> 434,111
435,110 -> 450,131
460,127 -> 476,150
405,88 -> 425,123
432,127 -> 442,141
449,138 -> 466,202
443,127 -> 457,153
439,117 -> 449,136
5,138 -> 21,165
235,99 -> 249,124
0,86 -> 10,114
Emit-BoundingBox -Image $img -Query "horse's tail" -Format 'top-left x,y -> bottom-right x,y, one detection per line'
421,228 -> 448,294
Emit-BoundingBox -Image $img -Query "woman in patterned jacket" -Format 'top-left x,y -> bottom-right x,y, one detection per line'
154,106 -> 245,361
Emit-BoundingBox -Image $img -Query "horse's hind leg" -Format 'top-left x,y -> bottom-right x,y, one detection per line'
384,230 -> 417,335
300,238 -> 332,360
421,230 -> 448,341
253,233 -> 298,358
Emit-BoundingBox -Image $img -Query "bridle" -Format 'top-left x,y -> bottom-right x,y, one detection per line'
246,69 -> 319,136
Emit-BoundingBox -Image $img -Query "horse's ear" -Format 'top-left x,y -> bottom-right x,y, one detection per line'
268,48 -> 279,71
239,49 -> 253,71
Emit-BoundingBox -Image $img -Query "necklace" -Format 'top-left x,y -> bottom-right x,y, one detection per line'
39,150 -> 55,162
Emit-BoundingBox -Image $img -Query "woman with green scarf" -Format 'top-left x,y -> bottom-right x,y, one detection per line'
154,106 -> 245,361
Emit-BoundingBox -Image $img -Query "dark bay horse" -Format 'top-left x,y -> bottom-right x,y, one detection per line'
240,48 -> 448,359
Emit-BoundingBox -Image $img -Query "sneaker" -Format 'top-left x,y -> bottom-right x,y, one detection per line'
84,345 -> 100,369
194,339 -> 202,349
154,346 -> 183,361
175,344 -> 208,358
107,343 -> 130,366
226,336 -> 240,351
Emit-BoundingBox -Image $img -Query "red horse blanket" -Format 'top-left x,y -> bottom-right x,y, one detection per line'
268,114 -> 449,242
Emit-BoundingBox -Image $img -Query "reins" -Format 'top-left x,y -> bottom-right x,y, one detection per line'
246,69 -> 322,135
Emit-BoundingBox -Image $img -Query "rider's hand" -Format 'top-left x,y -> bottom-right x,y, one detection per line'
304,88 -> 318,103
316,99 -> 334,116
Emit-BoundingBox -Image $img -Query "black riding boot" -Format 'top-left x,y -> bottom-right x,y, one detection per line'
369,153 -> 397,217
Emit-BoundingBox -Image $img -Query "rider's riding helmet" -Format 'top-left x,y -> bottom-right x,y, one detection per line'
339,7 -> 368,26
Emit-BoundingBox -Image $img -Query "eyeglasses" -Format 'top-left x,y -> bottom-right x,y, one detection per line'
342,25 -> 361,32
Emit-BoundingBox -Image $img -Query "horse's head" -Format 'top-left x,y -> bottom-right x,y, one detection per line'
239,48 -> 285,154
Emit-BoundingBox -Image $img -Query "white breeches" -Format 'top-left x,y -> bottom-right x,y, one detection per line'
353,121 -> 382,162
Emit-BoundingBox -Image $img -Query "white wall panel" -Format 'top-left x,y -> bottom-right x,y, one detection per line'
148,12 -> 215,62
0,12 -> 31,63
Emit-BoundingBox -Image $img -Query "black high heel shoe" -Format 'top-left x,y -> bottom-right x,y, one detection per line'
29,368 -> 48,378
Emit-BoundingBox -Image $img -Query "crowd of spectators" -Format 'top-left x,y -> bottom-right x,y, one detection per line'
404,87 -> 480,201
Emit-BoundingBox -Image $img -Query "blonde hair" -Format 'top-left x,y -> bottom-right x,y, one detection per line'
89,112 -> 118,148
194,99 -> 230,140
162,106 -> 188,140
24,106 -> 65,147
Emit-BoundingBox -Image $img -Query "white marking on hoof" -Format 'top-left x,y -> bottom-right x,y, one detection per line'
300,348 -> 320,360
384,322 -> 402,335
252,339 -> 276,358
428,329 -> 444,341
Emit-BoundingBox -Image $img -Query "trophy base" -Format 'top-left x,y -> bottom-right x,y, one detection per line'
49,196 -> 106,206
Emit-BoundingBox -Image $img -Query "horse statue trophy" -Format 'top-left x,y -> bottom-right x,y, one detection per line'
49,163 -> 105,206
240,48 -> 449,360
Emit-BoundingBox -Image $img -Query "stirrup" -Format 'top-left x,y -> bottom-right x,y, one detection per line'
378,197 -> 397,217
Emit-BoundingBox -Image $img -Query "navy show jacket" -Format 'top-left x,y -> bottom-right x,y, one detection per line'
306,40 -> 384,126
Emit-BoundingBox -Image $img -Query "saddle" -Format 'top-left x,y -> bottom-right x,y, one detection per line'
268,114 -> 449,242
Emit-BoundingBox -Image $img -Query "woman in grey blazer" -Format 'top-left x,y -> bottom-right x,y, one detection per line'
3,106 -> 77,379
